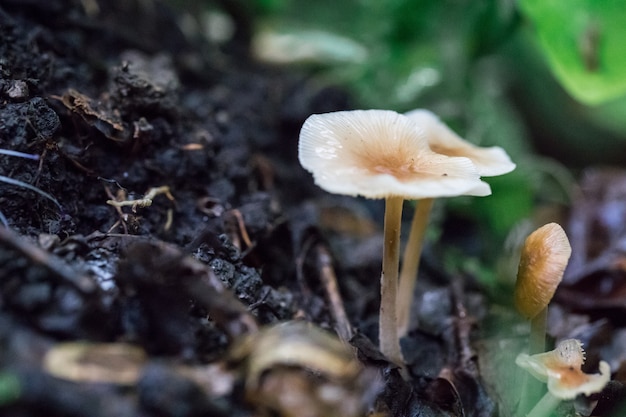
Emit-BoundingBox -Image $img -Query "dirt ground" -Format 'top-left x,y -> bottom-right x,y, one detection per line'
1,1 -> 626,417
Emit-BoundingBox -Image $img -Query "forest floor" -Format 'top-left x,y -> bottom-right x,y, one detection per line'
1,1 -> 625,417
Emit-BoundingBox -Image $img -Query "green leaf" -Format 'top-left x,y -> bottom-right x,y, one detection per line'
519,0 -> 626,105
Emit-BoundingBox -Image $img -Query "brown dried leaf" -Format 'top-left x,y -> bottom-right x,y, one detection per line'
56,89 -> 129,142
229,320 -> 380,417
43,342 -> 146,385
557,168 -> 626,313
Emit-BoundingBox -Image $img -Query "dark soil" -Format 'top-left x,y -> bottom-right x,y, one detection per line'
1,1 -> 625,417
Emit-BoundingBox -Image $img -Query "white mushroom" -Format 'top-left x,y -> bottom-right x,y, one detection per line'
299,110 -> 491,200
298,109 -> 489,366
396,109 -> 515,337
404,109 -> 516,176
516,339 -> 611,417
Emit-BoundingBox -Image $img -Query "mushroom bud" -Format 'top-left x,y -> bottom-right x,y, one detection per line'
514,222 -> 572,322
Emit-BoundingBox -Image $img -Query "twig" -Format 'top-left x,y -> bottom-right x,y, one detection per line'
294,235 -> 316,301
106,185 -> 174,213
449,278 -> 478,375
0,226 -> 97,294
224,209 -> 252,250
315,244 -> 354,344
103,185 -> 128,234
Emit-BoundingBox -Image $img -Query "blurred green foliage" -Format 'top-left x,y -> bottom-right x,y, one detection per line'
519,0 -> 626,105
252,0 -> 520,110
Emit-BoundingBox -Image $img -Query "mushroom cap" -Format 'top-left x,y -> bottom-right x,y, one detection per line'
298,110 -> 491,200
514,223 -> 572,319
516,339 -> 611,399
404,109 -> 516,177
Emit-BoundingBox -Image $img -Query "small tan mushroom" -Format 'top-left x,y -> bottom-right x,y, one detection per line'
513,223 -> 572,415
514,222 -> 572,319
514,222 -> 571,349
396,109 -> 515,336
516,339 -> 611,417
298,109 -> 489,366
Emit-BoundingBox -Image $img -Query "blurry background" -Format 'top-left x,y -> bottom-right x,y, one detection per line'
166,0 -> 626,289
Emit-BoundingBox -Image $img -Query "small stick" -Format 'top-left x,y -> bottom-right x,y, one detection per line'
225,209 -> 252,249
163,208 -> 174,232
449,278 -> 478,375
315,244 -> 354,344
103,186 -> 128,234
294,235 -> 315,301
106,186 -> 174,212
0,226 -> 96,294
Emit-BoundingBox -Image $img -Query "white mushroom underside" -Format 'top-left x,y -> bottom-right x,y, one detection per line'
298,110 -> 491,199
516,339 -> 611,400
404,109 -> 516,177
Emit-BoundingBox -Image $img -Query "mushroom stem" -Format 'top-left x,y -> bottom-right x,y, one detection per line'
397,198 -> 434,337
529,306 -> 548,355
519,306 -> 549,415
379,196 -> 404,366
524,391 -> 561,417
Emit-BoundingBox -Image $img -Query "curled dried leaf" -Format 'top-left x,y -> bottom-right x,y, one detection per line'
228,320 -> 380,417
229,320 -> 361,388
43,342 -> 146,385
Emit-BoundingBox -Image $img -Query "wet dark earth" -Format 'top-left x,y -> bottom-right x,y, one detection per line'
2,1 -> 626,416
